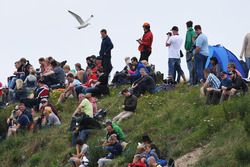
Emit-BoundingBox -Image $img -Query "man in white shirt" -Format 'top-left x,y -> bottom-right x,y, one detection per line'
166,26 -> 186,82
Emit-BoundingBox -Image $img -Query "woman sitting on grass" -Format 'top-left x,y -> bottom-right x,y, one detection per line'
42,106 -> 61,127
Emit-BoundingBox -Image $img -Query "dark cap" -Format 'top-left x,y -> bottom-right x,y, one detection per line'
38,80 -> 46,84
171,26 -> 179,31
221,71 -> 230,76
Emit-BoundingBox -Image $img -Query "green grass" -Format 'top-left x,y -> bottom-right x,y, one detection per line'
0,85 -> 250,167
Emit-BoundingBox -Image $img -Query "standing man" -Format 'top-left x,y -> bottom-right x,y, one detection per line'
240,32 -> 250,78
99,29 -> 114,76
137,22 -> 153,62
193,25 -> 209,83
185,21 -> 196,85
166,26 -> 186,82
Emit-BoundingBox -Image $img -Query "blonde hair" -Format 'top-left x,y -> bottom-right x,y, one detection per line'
16,79 -> 24,89
63,65 -> 70,70
44,106 -> 52,115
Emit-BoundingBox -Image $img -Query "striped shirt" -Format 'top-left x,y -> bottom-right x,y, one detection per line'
206,73 -> 221,89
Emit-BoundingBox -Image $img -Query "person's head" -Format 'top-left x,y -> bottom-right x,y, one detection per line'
106,124 -> 114,133
84,93 -> 92,99
43,106 -> 52,116
142,134 -> 152,144
147,156 -> 157,167
230,70 -> 237,80
210,57 -> 218,65
227,62 -> 236,72
171,26 -> 179,35
141,60 -> 149,66
15,61 -> 21,69
40,98 -> 48,106
131,57 -> 138,65
50,59 -> 58,68
75,63 -> 82,71
186,20 -> 193,28
105,119 -> 112,126
220,71 -> 228,80
136,144 -> 146,154
66,73 -> 75,83
63,65 -> 71,74
132,154 -> 142,163
18,103 -> 26,112
16,79 -> 24,89
143,22 -> 150,32
121,88 -> 131,97
140,68 -> 147,76
108,134 -> 118,144
78,93 -> 85,103
20,58 -> 27,65
145,144 -> 152,153
194,25 -> 202,35
39,57 -> 45,65
76,138 -> 84,146
100,29 -> 107,39
203,69 -> 211,79
125,57 -> 131,65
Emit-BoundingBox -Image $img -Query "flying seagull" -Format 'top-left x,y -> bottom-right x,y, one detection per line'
68,10 -> 94,29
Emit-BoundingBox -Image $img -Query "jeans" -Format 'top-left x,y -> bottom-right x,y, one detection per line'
168,58 -> 183,80
72,129 -> 93,146
75,85 -> 87,96
246,57 -> 250,77
194,54 -> 208,82
187,60 -> 194,84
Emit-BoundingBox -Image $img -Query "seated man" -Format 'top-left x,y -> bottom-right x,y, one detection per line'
219,71 -> 233,103
71,112 -> 101,146
105,120 -> 126,142
42,59 -> 65,87
227,62 -> 242,76
228,70 -> 248,99
7,103 -> 32,137
72,95 -> 93,118
85,68 -> 109,97
128,57 -> 149,83
200,69 -> 221,104
98,134 -> 123,167
132,68 -> 156,97
141,144 -> 167,167
57,73 -> 81,104
113,88 -> 137,123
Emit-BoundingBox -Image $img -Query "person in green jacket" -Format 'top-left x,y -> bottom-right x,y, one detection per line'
105,119 -> 125,141
185,20 -> 196,85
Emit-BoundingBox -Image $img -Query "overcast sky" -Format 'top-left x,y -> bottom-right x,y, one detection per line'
0,0 -> 249,84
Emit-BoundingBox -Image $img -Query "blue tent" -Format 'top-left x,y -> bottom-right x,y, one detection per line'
205,45 -> 247,78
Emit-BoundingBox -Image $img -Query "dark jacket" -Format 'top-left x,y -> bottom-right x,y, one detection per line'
78,114 -> 101,131
124,95 -> 137,112
228,75 -> 248,92
134,75 -> 156,92
99,36 -> 114,58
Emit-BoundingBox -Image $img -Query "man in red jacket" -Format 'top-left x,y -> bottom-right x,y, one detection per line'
137,22 -> 153,62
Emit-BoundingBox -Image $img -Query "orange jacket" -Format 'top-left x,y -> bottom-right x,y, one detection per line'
138,31 -> 153,52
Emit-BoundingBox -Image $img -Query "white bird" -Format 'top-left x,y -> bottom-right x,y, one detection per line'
68,10 -> 94,29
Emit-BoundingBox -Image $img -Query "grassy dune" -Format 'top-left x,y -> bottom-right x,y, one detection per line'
0,85 -> 250,167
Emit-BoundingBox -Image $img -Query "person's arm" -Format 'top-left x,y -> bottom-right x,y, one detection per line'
240,35 -> 247,59
72,104 -> 81,117
42,70 -> 54,76
194,36 -> 202,55
104,38 -> 114,55
165,36 -> 171,47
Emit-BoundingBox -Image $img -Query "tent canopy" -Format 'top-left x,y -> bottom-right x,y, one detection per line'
205,45 -> 247,78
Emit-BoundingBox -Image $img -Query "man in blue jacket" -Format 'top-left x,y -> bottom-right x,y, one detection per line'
99,29 -> 114,76
129,57 -> 149,83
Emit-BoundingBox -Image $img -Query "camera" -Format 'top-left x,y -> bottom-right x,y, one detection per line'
166,32 -> 172,36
